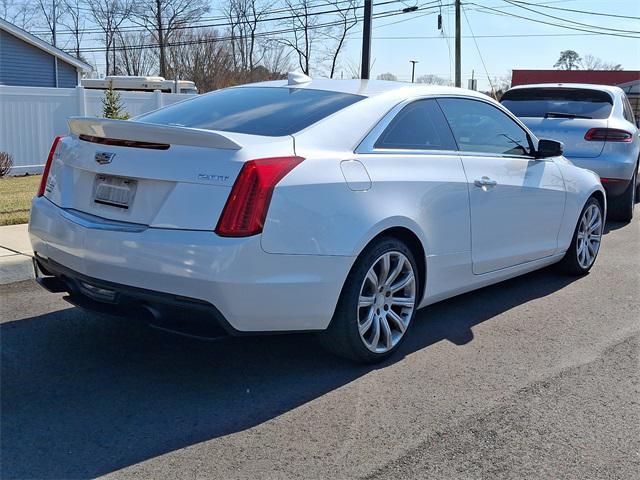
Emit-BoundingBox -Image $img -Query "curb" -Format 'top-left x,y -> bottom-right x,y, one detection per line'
0,252 -> 34,284
0,223 -> 34,284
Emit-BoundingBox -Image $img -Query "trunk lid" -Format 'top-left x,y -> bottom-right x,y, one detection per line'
520,117 -> 608,159
44,117 -> 294,230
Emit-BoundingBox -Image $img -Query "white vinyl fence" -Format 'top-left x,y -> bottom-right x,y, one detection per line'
0,85 -> 193,174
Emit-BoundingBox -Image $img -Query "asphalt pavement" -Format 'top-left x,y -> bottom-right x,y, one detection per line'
1,215 -> 638,479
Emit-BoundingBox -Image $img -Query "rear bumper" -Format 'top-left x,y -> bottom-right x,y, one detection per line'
567,156 -> 637,186
29,196 -> 354,332
33,255 -> 234,337
600,177 -> 635,196
567,156 -> 637,196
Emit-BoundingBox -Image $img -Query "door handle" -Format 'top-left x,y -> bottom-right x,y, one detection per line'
474,176 -> 497,188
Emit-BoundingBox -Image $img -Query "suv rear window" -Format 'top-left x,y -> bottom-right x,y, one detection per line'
137,87 -> 365,136
501,88 -> 613,119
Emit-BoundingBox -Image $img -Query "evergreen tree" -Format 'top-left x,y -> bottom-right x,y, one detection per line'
102,81 -> 129,119
554,50 -> 582,71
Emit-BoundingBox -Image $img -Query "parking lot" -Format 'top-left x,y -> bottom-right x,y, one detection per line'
1,214 -> 638,479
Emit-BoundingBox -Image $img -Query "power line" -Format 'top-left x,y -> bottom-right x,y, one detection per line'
506,0 -> 640,21
501,0 -> 640,35
429,0 -> 583,18
367,32 -> 616,39
467,2 -> 640,39
38,0 -> 363,29
72,4 -> 441,54
439,0 -> 454,83
32,0 -> 421,37
31,0 -> 398,36
339,4 -> 615,41
461,5 -> 494,95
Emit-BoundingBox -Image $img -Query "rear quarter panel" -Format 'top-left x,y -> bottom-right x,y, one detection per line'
261,149 -> 471,260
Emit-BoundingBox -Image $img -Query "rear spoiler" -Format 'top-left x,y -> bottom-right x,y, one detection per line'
68,117 -> 242,150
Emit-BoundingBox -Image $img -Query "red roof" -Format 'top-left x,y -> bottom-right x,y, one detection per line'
511,70 -> 640,87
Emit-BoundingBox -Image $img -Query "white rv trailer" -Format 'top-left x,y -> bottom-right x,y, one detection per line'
81,76 -> 198,94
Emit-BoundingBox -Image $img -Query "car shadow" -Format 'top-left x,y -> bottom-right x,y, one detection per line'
604,191 -> 640,234
0,263 -> 583,479
603,219 -> 634,234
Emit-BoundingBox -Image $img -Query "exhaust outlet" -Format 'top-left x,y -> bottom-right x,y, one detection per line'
143,304 -> 229,341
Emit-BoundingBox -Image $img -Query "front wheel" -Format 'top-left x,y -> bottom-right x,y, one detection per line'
320,237 -> 419,363
558,197 -> 604,275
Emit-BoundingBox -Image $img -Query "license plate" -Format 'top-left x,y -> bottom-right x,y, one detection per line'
93,175 -> 137,209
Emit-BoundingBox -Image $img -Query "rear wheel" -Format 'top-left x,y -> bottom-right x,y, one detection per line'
609,171 -> 636,222
558,197 -> 603,275
320,237 -> 419,363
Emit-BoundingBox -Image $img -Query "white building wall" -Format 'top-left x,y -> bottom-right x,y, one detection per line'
0,85 -> 193,174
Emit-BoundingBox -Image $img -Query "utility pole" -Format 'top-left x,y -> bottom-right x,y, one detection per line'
361,3 -> 417,80
52,0 -> 58,87
410,60 -> 418,83
51,0 -> 57,47
361,0 -> 372,79
156,0 -> 166,78
455,0 -> 461,88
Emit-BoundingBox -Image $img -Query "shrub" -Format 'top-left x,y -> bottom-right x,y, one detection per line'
102,81 -> 130,120
0,152 -> 13,177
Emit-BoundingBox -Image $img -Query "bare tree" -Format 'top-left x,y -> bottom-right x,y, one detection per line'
377,73 -> 397,81
582,54 -> 623,71
86,0 -> 134,75
131,0 -> 209,78
279,0 -> 320,75
225,0 -> 271,73
323,0 -> 357,78
342,57 -> 361,79
261,40 -> 292,77
35,0 -> 64,46
416,74 -> 450,85
166,29 -> 236,91
489,75 -> 511,100
115,31 -> 157,76
61,0 -> 85,59
1,0 -> 40,29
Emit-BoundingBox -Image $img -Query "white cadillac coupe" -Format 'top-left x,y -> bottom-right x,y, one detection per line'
29,74 -> 605,363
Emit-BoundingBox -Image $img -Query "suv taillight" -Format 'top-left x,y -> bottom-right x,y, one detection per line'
215,156 -> 304,237
37,136 -> 64,197
584,128 -> 633,142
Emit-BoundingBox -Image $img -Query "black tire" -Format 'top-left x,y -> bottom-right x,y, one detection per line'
319,236 -> 420,364
608,170 -> 636,223
558,197 -> 604,276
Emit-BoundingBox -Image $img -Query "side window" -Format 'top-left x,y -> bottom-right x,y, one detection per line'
438,98 -> 533,157
374,99 -> 457,151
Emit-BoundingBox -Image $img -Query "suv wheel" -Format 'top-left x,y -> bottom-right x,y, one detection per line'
609,171 -> 636,222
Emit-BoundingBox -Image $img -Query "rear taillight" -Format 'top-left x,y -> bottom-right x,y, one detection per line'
215,156 -> 304,237
37,136 -> 64,197
584,128 -> 633,142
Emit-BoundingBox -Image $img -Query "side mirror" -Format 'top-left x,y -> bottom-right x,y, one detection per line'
536,139 -> 564,159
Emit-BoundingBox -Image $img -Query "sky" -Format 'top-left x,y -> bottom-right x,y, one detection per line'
345,0 -> 640,89
27,0 -> 640,91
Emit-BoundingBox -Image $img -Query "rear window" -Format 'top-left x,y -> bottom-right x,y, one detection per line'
501,88 -> 613,119
137,87 -> 365,136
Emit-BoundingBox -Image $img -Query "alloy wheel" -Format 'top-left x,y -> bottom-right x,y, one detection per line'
576,203 -> 603,269
357,251 -> 416,353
